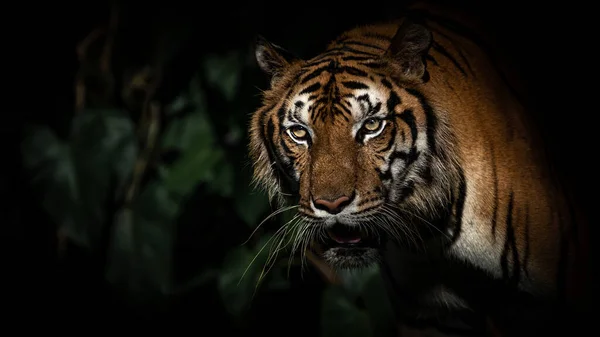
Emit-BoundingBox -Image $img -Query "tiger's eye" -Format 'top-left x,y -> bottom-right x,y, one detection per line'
290,126 -> 308,139
363,118 -> 381,132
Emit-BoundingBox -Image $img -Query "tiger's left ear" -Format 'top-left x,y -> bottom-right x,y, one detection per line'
385,19 -> 432,83
255,36 -> 300,86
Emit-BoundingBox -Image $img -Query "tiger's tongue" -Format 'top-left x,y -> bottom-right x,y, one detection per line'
328,226 -> 362,244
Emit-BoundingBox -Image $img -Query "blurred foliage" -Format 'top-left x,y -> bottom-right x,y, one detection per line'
20,3 -> 396,336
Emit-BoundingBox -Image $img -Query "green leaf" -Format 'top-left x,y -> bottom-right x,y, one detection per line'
161,109 -> 214,153
21,125 -> 87,245
163,145 -> 224,197
70,109 -> 137,245
164,94 -> 190,116
162,98 -> 232,198
21,109 -> 137,250
217,235 -> 276,317
105,181 -> 177,295
135,180 -> 180,222
321,285 -> 372,337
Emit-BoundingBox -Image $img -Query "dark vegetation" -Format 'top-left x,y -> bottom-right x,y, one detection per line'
6,0 -> 594,335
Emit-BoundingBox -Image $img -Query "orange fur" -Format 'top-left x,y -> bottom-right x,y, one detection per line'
249,1 -> 589,335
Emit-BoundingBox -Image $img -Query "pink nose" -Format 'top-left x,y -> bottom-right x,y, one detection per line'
313,195 -> 351,214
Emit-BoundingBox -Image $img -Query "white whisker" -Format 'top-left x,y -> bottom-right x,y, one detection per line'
241,205 -> 299,246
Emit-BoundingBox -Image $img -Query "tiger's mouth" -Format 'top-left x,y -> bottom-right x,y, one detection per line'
324,223 -> 377,247
318,222 -> 382,269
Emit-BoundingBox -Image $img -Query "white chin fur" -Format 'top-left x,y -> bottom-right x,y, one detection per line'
322,247 -> 381,270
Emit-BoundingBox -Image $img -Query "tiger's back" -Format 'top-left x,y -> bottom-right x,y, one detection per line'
249,1 -> 590,335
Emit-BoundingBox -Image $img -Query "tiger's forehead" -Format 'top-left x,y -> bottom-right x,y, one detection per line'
284,71 -> 388,126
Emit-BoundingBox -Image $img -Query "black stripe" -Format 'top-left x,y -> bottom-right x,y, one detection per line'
381,78 -> 393,88
300,66 -> 328,84
431,41 -> 466,76
380,124 -> 396,153
378,147 -> 420,190
396,179 -> 416,203
265,118 -> 299,193
315,47 -> 374,61
391,149 -> 419,163
405,88 -> 437,154
257,77 -> 304,196
279,132 -> 294,155
343,40 -> 386,50
397,108 -> 418,146
340,66 -> 369,77
258,105 -> 278,179
338,111 -> 350,122
332,46 -> 380,56
361,32 -> 392,40
351,203 -> 384,214
369,102 -> 382,116
376,167 -> 392,181
456,48 -> 474,75
425,54 -> 439,66
341,55 -> 377,61
307,52 -> 343,64
449,168 -> 467,244
304,58 -> 336,68
337,102 -> 352,116
360,61 -> 387,69
299,82 -> 321,95
500,192 -> 521,286
300,64 -> 369,85
277,106 -> 286,121
386,90 -> 401,115
341,81 -> 369,90
432,29 -> 474,75
357,196 -> 383,207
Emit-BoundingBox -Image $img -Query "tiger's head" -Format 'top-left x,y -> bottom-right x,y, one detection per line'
249,20 -> 459,269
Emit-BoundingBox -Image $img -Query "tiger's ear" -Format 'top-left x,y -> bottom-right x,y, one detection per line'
255,35 -> 300,85
385,19 -> 432,83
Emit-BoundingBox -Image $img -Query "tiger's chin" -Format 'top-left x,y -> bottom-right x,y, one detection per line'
318,222 -> 382,270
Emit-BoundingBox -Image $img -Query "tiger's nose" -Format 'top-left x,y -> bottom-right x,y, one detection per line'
313,195 -> 353,214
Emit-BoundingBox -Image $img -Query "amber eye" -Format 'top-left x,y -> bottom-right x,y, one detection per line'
288,125 -> 309,141
362,118 -> 382,133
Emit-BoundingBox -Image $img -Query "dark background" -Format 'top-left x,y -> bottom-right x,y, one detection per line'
5,0 -> 594,335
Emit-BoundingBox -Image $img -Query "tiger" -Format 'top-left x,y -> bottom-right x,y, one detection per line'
248,1 -> 590,336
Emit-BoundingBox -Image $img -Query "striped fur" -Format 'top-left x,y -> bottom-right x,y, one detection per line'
249,1 -> 588,335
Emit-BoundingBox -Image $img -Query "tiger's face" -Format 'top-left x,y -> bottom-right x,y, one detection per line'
250,21 -> 441,269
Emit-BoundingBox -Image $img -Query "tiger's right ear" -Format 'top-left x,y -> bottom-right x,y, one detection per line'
255,36 -> 300,85
385,19 -> 432,83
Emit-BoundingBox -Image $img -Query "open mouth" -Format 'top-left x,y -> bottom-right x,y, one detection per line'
318,222 -> 382,269
323,223 -> 379,249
